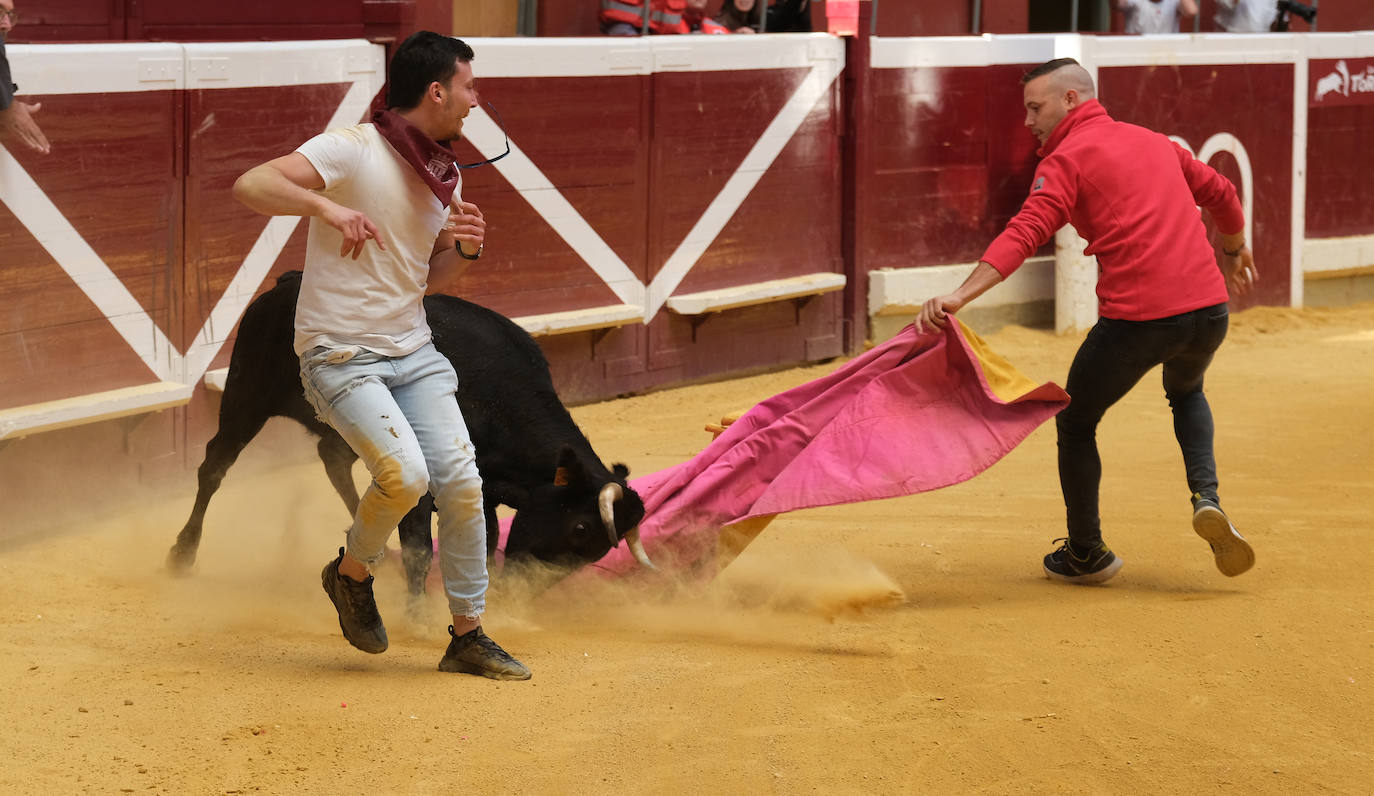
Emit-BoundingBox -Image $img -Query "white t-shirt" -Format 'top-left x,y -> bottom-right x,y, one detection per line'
1214,0 -> 1270,32
1120,0 -> 1183,34
292,123 -> 455,356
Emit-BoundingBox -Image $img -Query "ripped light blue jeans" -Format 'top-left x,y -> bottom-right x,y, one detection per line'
300,341 -> 487,620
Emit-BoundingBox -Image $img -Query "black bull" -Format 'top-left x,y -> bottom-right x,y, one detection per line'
166,271 -> 653,595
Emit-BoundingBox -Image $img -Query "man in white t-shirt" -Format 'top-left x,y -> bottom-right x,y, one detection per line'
1214,0 -> 1271,32
1117,0 -> 1198,34
231,31 -> 530,680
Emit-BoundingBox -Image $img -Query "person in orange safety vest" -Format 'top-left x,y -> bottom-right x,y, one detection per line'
601,0 -> 731,34
600,0 -> 689,34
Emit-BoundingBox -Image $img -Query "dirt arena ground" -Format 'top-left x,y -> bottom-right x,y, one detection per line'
3,301 -> 1372,794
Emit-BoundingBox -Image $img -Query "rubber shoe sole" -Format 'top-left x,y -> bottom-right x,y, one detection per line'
438,657 -> 532,681
1043,554 -> 1124,584
1192,504 -> 1255,577
321,557 -> 388,654
438,627 -> 532,681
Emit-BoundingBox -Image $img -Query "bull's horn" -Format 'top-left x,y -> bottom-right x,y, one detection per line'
598,482 -> 623,546
625,526 -> 656,570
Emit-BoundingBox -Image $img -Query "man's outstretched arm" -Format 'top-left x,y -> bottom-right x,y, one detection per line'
233,152 -> 386,260
0,99 -> 49,154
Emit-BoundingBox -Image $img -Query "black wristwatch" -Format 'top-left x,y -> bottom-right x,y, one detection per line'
457,244 -> 482,261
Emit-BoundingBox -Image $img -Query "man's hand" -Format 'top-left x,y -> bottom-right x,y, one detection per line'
446,199 -> 485,256
319,201 -> 385,260
1222,245 -> 1258,297
916,294 -> 965,334
0,100 -> 51,154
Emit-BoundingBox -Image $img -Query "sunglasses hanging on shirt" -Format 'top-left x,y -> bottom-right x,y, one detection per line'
455,102 -> 511,170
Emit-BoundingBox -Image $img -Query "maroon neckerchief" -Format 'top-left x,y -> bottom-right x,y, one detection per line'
371,109 -> 460,205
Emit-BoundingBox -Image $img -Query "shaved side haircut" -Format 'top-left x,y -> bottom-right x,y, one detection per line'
1022,57 -> 1097,99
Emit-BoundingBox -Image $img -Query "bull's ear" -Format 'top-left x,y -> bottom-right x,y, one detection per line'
612,463 -> 630,480
554,445 -> 590,488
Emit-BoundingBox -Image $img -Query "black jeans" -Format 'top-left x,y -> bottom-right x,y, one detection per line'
1056,303 -> 1230,547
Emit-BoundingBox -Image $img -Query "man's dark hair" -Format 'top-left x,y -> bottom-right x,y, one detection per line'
387,31 -> 475,110
1022,57 -> 1081,85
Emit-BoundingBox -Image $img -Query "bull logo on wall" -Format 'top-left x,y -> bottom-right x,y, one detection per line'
1314,60 -> 1350,101
1311,59 -> 1374,106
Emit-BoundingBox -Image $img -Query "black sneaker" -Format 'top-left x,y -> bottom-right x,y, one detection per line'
439,625 -> 532,681
1192,497 -> 1255,577
320,547 -> 388,654
1043,537 -> 1123,584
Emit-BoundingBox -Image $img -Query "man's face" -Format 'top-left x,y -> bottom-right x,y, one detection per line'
1023,74 -> 1075,145
0,0 -> 16,39
438,59 -> 479,140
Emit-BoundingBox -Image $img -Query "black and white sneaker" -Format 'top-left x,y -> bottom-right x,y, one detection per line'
321,547 -> 388,654
1043,538 -> 1123,584
439,625 -> 532,681
1192,497 -> 1255,577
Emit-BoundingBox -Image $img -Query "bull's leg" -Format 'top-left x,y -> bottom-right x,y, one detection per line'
166,413 -> 269,573
396,494 -> 436,601
315,429 -> 361,516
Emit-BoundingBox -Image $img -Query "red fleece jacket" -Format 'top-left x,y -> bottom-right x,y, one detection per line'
981,100 -> 1244,321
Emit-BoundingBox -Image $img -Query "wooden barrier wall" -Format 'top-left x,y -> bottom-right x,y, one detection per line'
1,32 -> 1370,533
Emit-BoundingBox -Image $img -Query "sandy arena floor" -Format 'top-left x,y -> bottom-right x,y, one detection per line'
2,302 -> 1372,794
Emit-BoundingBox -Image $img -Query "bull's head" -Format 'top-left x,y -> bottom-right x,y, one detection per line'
505,446 -> 652,570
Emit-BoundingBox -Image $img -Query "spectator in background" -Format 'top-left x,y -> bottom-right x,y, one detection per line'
600,0 -> 687,35
714,0 -> 811,34
1214,0 -> 1271,32
716,0 -> 760,32
1116,0 -> 1198,34
685,0 -> 730,33
766,0 -> 812,32
0,0 -> 49,155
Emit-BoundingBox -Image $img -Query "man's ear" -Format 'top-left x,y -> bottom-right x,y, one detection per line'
1064,89 -> 1080,109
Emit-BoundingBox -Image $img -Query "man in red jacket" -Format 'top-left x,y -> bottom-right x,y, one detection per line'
917,58 -> 1258,584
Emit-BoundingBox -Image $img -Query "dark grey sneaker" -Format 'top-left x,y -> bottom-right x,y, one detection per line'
1192,498 -> 1255,577
1043,537 -> 1123,584
320,547 -> 388,654
439,625 -> 532,681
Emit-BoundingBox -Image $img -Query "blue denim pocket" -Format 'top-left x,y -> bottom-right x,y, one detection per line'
300,347 -> 381,421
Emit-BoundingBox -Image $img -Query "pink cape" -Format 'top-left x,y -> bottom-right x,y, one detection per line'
498,321 -> 1069,580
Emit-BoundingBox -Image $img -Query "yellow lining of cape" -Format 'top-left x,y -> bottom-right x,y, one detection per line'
957,320 -> 1043,404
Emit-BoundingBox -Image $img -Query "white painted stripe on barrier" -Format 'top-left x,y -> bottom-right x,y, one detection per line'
1085,33 -> 1302,66
181,76 -> 382,383
462,107 -> 646,309
181,41 -> 385,90
1304,235 -> 1374,275
0,382 -> 193,441
5,43 -> 186,94
1,44 -> 383,408
870,34 -> 1055,69
7,40 -> 383,95
465,34 -> 841,78
513,304 -> 645,337
0,148 -> 178,382
204,368 -> 229,392
666,273 -> 846,315
650,34 -> 842,72
1292,47 -> 1309,308
868,258 -> 1056,317
1303,32 -> 1374,58
647,54 -> 844,317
